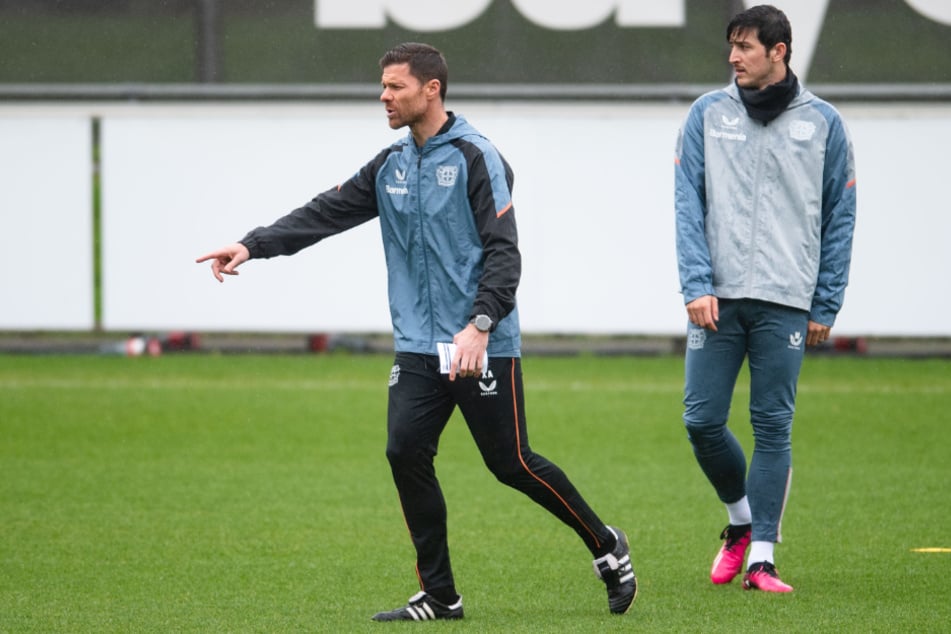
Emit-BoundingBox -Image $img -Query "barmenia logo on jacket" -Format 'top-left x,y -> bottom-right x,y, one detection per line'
386,166 -> 408,195
708,114 -> 747,142
386,182 -> 409,195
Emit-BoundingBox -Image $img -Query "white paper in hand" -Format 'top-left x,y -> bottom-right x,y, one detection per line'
437,342 -> 489,375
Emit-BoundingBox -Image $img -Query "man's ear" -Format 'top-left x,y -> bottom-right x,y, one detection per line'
425,79 -> 441,100
770,42 -> 787,63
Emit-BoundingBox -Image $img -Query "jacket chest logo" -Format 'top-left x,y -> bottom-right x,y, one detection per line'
789,120 -> 816,141
385,183 -> 409,195
709,114 -> 747,142
436,165 -> 458,187
386,166 -> 409,196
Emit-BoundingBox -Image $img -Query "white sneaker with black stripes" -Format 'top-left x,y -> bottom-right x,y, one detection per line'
592,526 -> 637,614
371,591 -> 464,622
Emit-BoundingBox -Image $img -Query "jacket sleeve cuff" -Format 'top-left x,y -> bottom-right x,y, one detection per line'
239,236 -> 263,260
682,284 -> 715,305
809,306 -> 837,327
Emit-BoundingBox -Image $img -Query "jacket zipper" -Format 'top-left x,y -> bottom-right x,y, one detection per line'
746,123 -> 766,297
414,146 -> 436,346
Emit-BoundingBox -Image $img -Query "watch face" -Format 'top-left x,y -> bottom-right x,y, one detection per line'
474,315 -> 491,331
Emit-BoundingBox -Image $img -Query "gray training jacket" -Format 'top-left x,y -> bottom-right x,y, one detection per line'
239,114 -> 522,357
674,82 -> 857,327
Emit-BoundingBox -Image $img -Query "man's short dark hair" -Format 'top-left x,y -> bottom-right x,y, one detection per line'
727,4 -> 792,65
379,42 -> 448,101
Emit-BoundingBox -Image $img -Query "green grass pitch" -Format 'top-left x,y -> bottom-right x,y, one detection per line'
1,352 -> 949,632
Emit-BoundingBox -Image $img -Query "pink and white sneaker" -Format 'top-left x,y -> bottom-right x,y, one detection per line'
710,524 -> 751,584
742,561 -> 794,592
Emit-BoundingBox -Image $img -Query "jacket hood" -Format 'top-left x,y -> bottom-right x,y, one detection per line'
402,112 -> 482,151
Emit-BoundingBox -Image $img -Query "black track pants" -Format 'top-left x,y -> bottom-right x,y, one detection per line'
385,352 -> 613,595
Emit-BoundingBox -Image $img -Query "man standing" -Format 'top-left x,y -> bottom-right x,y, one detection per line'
197,43 -> 636,619
674,6 -> 856,592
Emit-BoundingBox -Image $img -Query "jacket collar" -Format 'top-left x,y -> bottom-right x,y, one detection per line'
725,78 -> 810,121
736,68 -> 799,125
406,111 -> 464,152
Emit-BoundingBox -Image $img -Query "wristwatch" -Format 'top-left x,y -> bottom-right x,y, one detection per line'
470,314 -> 493,332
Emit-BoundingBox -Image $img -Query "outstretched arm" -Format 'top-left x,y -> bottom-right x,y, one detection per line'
195,147 -> 391,281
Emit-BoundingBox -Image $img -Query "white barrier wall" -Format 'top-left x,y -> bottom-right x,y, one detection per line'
100,103 -> 685,335
2,101 -> 950,336
0,114 -> 93,329
101,107 -> 397,333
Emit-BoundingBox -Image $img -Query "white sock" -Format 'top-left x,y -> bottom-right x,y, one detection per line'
747,541 -> 775,567
726,496 -> 751,526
